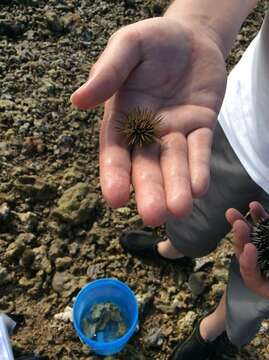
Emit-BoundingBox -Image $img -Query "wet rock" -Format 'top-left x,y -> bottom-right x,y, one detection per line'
188,272 -> 208,297
52,182 -> 98,226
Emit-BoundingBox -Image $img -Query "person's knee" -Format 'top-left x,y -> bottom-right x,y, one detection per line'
169,236 -> 218,258
166,220 -> 221,259
181,242 -> 218,258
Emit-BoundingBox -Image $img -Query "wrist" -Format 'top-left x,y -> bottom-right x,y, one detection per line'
164,0 -> 258,59
164,12 -> 226,60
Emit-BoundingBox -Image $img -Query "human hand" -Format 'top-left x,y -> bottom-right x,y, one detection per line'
226,202 -> 269,300
71,17 -> 227,226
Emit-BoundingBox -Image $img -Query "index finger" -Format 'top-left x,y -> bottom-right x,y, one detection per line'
71,27 -> 140,109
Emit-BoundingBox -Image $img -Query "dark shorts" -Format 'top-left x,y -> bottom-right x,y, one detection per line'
166,122 -> 269,346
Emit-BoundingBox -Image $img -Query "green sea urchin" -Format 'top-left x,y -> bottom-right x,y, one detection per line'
117,108 -> 163,147
251,218 -> 269,276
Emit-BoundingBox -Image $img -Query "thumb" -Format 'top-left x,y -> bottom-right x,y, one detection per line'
70,27 -> 141,109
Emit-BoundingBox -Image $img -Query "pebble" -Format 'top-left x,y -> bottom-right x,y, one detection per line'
136,291 -> 154,318
0,266 -> 10,285
49,239 -> 65,260
0,20 -> 24,38
144,328 -> 164,349
0,202 -> 10,222
52,271 -> 87,298
54,306 -> 72,323
52,182 -> 99,226
20,249 -> 35,268
55,256 -> 72,271
116,207 -> 132,216
188,272 -> 207,297
45,11 -> 65,34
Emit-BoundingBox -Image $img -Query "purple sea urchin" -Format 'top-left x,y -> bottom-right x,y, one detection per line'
251,218 -> 269,276
117,108 -> 163,147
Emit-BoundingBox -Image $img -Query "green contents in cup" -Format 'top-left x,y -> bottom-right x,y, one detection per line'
81,301 -> 128,342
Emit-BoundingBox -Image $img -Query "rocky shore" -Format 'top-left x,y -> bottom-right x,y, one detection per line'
0,1 -> 268,359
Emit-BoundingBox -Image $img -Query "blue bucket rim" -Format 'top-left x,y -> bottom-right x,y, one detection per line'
73,278 -> 139,349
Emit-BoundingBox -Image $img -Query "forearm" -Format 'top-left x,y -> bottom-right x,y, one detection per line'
165,0 -> 259,58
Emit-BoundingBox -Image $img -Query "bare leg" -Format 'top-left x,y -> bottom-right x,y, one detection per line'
200,289 -> 227,341
157,238 -> 185,259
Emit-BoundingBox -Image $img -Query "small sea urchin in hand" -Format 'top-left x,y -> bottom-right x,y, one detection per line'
251,218 -> 269,276
117,108 -> 163,147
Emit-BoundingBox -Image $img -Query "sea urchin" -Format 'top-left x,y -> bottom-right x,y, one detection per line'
251,218 -> 269,276
117,107 -> 163,147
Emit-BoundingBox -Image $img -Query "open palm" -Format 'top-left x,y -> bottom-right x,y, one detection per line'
71,17 -> 227,226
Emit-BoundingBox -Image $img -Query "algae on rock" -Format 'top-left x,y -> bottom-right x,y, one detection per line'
52,182 -> 98,226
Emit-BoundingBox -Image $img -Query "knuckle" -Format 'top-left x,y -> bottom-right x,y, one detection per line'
109,25 -> 138,45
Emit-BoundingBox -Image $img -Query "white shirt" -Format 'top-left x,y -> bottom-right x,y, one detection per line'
218,12 -> 269,194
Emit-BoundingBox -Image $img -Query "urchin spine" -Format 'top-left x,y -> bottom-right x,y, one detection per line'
251,218 -> 269,276
117,107 -> 162,147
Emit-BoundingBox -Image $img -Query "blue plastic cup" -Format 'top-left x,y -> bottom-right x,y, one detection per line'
73,278 -> 139,356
